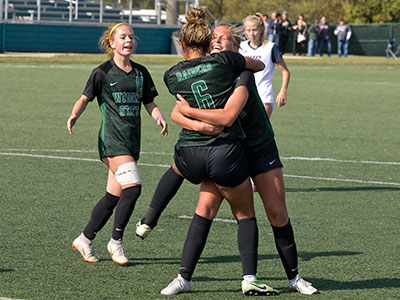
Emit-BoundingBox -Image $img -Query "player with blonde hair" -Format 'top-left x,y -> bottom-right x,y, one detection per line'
174,22 -> 319,296
68,23 -> 167,266
240,13 -> 290,118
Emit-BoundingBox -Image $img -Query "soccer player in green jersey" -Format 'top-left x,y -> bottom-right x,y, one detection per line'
155,8 -> 278,296
172,23 -> 318,295
67,23 -> 167,266
139,21 -> 318,295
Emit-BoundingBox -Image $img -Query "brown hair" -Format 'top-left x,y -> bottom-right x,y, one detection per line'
99,23 -> 135,58
242,13 -> 267,46
180,7 -> 212,54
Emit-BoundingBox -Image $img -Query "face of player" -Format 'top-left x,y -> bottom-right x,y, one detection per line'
244,20 -> 261,45
110,25 -> 135,58
210,26 -> 236,54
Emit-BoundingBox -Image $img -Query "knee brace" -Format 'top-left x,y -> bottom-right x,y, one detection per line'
114,161 -> 141,186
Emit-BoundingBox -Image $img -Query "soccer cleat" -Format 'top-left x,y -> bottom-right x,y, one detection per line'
72,233 -> 99,263
160,274 -> 192,295
287,274 -> 319,295
107,239 -> 128,266
242,280 -> 280,296
136,221 -> 152,239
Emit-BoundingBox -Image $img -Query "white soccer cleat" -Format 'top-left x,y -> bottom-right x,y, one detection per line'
136,221 -> 152,239
107,239 -> 128,266
161,274 -> 192,295
287,274 -> 319,295
72,233 -> 99,263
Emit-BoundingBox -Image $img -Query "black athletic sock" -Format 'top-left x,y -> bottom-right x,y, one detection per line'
272,219 -> 299,280
112,185 -> 142,240
179,214 -> 212,281
83,192 -> 120,240
238,218 -> 258,276
141,167 -> 184,228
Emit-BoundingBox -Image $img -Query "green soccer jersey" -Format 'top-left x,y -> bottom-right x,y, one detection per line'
236,70 -> 275,153
83,59 -> 158,160
164,51 -> 246,147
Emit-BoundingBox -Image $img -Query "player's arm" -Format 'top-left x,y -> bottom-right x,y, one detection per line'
67,95 -> 90,135
171,106 -> 224,136
275,58 -> 290,107
244,57 -> 265,72
144,101 -> 168,136
175,84 -> 249,127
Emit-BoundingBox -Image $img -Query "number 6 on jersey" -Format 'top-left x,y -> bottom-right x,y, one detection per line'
191,80 -> 215,109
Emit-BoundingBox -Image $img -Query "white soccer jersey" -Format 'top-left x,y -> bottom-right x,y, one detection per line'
239,40 -> 275,105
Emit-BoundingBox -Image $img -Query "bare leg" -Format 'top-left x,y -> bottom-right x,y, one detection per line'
253,168 -> 298,280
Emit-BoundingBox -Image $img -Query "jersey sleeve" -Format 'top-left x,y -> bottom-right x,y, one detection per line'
271,44 -> 283,63
212,51 -> 246,74
140,66 -> 159,105
234,70 -> 255,91
163,69 -> 173,95
82,67 -> 105,102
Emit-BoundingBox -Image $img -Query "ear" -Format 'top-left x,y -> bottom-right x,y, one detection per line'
109,39 -> 115,50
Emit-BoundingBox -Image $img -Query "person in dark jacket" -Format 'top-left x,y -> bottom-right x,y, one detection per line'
278,11 -> 291,54
317,16 -> 331,56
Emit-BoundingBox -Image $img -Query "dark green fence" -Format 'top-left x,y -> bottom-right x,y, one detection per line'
284,23 -> 400,56
0,23 -> 180,54
348,23 -> 400,56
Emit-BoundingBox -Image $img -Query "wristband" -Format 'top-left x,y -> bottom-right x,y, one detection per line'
156,114 -> 164,121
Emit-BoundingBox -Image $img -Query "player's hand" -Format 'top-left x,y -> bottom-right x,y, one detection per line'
67,114 -> 77,135
158,118 -> 168,136
175,94 -> 191,115
276,91 -> 287,107
196,122 -> 224,136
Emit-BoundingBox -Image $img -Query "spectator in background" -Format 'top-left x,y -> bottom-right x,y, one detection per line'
334,18 -> 352,57
318,16 -> 331,56
267,12 -> 281,45
278,11 -> 291,54
263,13 -> 269,39
292,14 -> 307,56
307,19 -> 319,56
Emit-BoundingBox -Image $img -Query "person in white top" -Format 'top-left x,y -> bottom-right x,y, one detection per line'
239,13 -> 290,118
334,18 -> 352,57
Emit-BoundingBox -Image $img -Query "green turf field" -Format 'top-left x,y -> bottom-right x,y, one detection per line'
0,55 -> 399,300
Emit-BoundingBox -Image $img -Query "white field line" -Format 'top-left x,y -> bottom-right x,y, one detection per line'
1,148 -> 399,165
0,152 -> 99,162
284,174 -> 400,186
0,298 -> 25,300
0,151 -> 399,186
0,148 -> 97,153
283,156 -> 400,166
179,215 -> 237,223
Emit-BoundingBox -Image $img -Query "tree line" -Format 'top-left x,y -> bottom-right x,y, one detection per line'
200,0 -> 400,24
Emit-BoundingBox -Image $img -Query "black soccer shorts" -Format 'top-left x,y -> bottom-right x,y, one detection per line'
245,139 -> 284,178
174,139 -> 249,187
